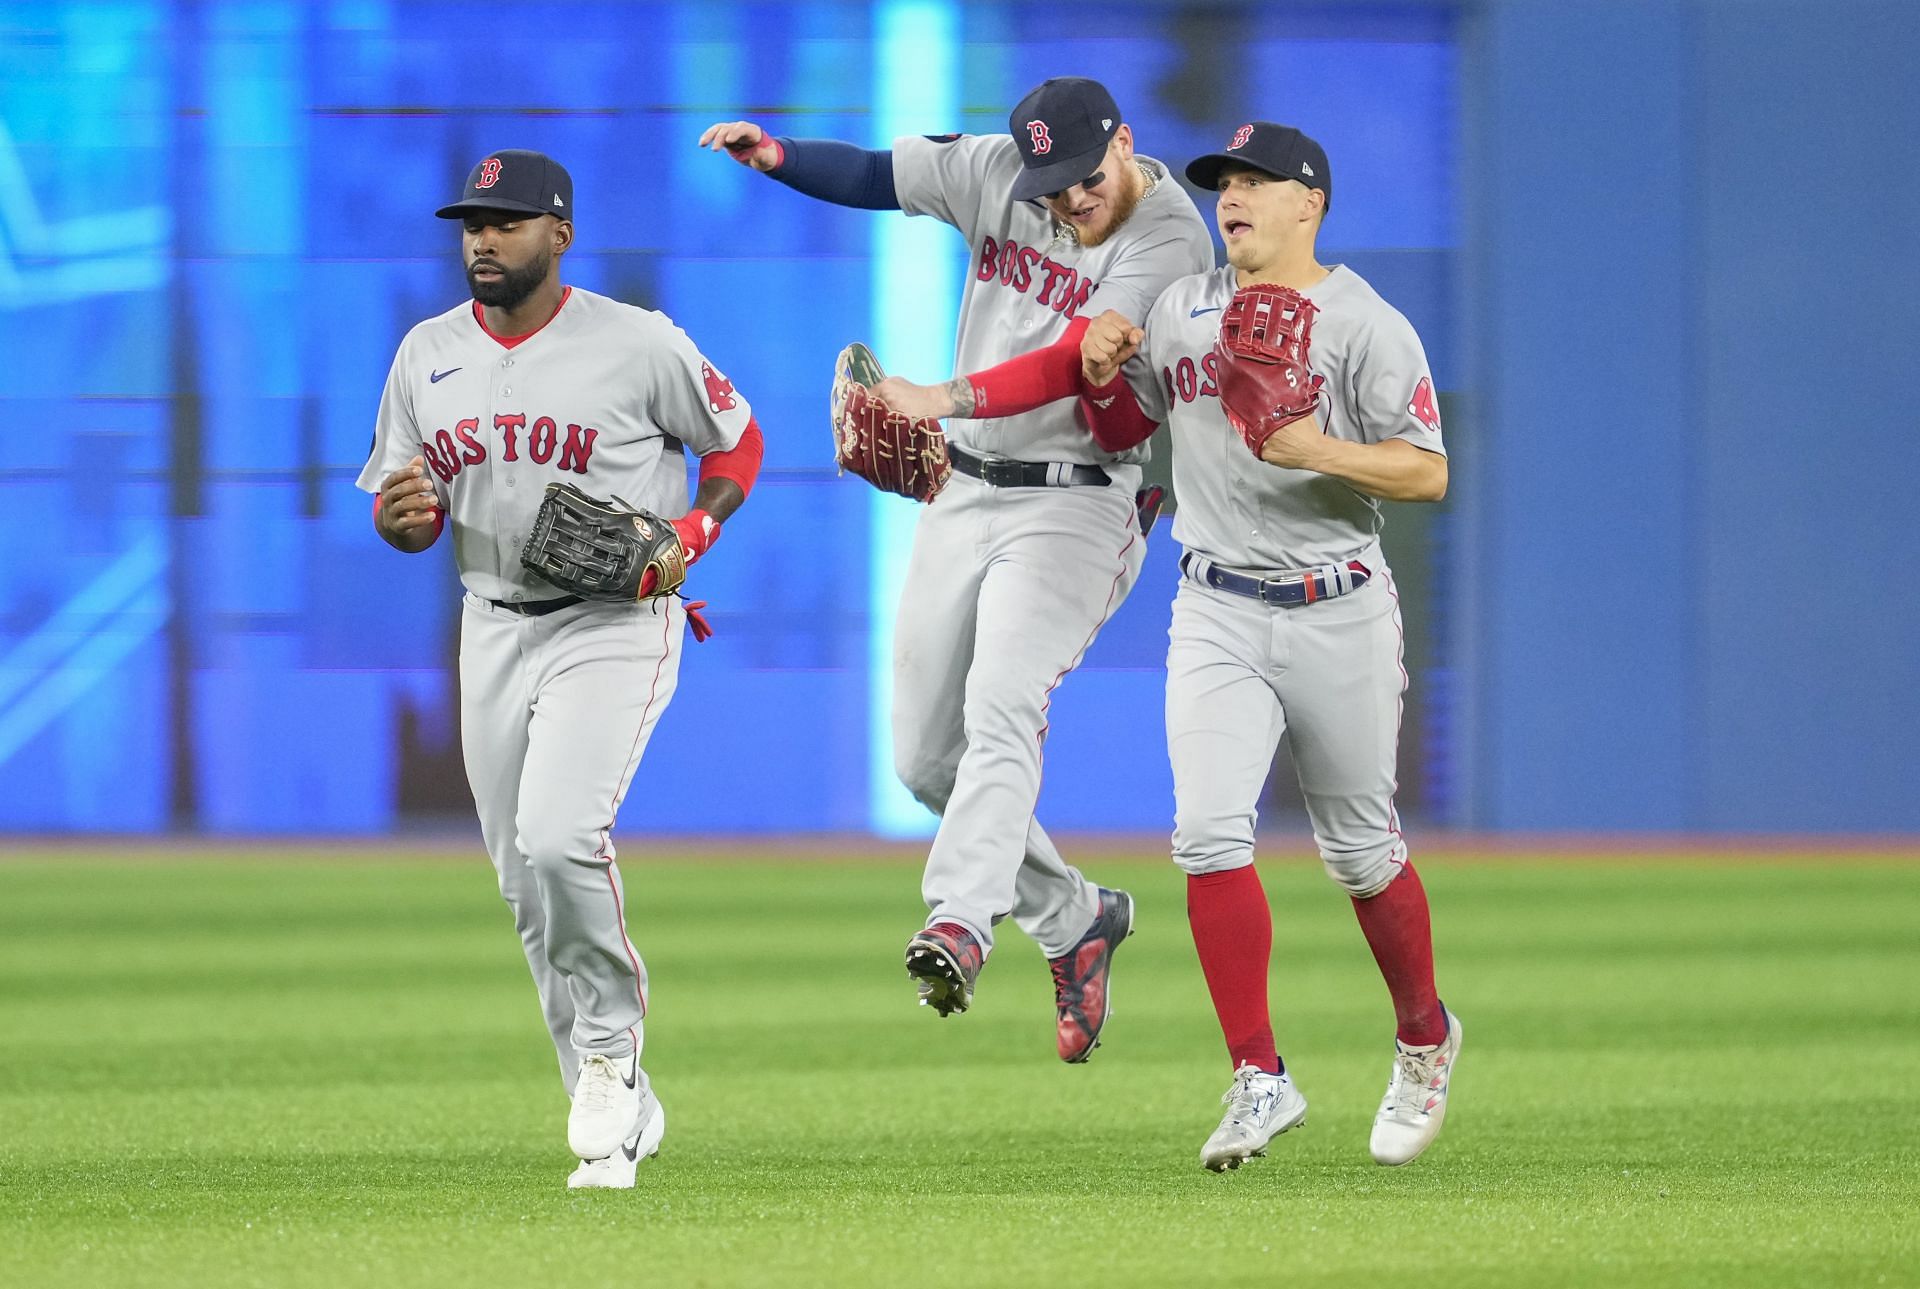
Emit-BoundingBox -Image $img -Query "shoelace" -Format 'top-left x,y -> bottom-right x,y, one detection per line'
1048,956 -> 1074,1003
1222,1066 -> 1276,1121
1385,1049 -> 1445,1118
576,1055 -> 621,1114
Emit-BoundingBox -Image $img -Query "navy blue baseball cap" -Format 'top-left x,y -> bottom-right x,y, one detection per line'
1186,123 -> 1331,210
1008,77 -> 1122,202
435,150 -> 574,220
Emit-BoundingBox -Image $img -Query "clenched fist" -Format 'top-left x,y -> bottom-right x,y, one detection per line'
376,456 -> 441,552
1081,309 -> 1143,388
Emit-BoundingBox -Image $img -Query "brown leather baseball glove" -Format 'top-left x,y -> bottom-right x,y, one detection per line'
830,342 -> 952,503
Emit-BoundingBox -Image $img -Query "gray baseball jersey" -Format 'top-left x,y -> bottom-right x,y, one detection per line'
358,284 -> 748,1092
357,286 -> 752,601
892,133 -> 1214,466
1126,264 -> 1446,570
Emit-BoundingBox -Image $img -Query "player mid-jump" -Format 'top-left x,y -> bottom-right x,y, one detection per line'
1076,123 -> 1460,1169
700,78 -> 1212,1062
360,150 -> 764,1189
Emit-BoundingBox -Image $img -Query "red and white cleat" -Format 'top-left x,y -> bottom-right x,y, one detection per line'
1370,1009 -> 1463,1166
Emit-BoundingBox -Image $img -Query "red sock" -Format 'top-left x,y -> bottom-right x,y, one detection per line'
1351,860 -> 1448,1047
1187,867 -> 1281,1073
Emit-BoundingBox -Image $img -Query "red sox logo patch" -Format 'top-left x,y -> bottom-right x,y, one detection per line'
1026,120 -> 1053,154
1408,376 -> 1442,431
1229,124 -> 1254,150
477,157 -> 503,189
701,361 -> 738,413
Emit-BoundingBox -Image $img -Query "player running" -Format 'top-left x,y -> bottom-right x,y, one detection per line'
1079,122 -> 1460,1169
699,78 -> 1212,1062
360,150 -> 764,1189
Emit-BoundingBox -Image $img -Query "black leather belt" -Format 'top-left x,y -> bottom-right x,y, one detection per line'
1182,552 -> 1372,607
488,595 -> 584,617
948,444 -> 1109,489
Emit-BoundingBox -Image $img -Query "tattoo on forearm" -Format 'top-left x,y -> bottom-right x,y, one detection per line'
946,377 -> 976,418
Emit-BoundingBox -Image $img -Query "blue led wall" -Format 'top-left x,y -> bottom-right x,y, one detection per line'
0,2 -> 1456,832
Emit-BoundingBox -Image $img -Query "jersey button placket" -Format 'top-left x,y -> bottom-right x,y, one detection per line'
498,357 -> 515,517
497,405 -> 515,608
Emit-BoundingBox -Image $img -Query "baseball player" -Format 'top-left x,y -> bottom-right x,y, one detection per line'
699,78 -> 1212,1061
359,150 -> 764,1189
1075,123 -> 1460,1169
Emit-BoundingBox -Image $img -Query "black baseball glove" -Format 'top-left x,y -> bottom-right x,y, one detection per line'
520,482 -> 688,601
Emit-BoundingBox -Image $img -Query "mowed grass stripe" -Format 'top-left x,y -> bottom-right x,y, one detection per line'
0,852 -> 1914,1288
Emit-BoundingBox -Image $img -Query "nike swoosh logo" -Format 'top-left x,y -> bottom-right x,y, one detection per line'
1190,306 -> 1221,317
430,367 -> 461,383
621,1059 -> 637,1091
621,1136 -> 640,1162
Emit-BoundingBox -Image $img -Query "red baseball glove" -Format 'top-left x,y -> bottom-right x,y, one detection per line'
830,342 -> 952,503
1212,284 -> 1320,456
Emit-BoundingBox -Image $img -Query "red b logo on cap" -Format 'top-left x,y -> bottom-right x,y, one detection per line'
1229,124 -> 1254,150
477,157 -> 502,188
1026,120 -> 1053,155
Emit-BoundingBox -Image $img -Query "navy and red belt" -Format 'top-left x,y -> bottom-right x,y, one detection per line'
1181,552 -> 1372,607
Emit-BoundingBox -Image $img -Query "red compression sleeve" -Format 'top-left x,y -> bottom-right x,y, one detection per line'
698,418 -> 764,498
963,317 -> 1091,419
1079,372 -> 1159,452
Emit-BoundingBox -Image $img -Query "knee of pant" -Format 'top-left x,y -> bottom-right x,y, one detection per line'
961,676 -> 1044,745
892,747 -> 954,814
516,817 -> 599,874
495,868 -> 537,919
1172,805 -> 1257,877
491,856 -> 539,915
1319,838 -> 1405,898
1171,841 -> 1256,878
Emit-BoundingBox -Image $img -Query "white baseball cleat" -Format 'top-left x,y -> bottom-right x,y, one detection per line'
1370,1009 -> 1463,1166
1200,1063 -> 1309,1172
568,1051 -> 644,1161
567,1091 -> 666,1190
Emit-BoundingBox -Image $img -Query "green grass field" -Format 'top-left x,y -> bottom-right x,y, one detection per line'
1,848 -> 1914,1287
